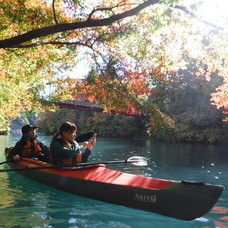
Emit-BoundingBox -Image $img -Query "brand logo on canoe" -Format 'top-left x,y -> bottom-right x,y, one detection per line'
134,194 -> 157,203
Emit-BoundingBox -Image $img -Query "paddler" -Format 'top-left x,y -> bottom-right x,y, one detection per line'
50,121 -> 96,165
8,124 -> 50,162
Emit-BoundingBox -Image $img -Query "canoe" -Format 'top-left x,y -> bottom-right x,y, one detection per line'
5,157 -> 223,221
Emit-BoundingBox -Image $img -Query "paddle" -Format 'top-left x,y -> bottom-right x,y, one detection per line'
0,156 -> 148,172
75,132 -> 96,143
0,160 -> 11,165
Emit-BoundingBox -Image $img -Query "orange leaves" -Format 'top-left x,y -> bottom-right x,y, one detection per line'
66,67 -> 166,118
123,70 -> 150,95
68,72 -> 140,115
211,82 -> 228,121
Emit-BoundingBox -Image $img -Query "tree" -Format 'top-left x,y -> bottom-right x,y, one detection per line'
149,67 -> 226,143
0,0 -> 227,137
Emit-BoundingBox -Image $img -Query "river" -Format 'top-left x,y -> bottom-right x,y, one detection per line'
0,134 -> 227,228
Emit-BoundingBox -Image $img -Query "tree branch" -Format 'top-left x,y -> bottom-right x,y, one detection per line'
173,5 -> 224,31
52,0 -> 59,24
0,0 -> 223,49
0,0 -> 160,48
88,7 -> 115,20
11,41 -> 93,49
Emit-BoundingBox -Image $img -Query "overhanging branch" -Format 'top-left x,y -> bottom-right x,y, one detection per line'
52,0 -> 59,24
174,5 -> 224,30
0,0 -> 160,48
12,41 -> 94,49
0,0 -> 223,49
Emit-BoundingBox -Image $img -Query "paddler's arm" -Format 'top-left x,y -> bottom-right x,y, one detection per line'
8,139 -> 24,161
86,136 -> 96,150
78,136 -> 96,163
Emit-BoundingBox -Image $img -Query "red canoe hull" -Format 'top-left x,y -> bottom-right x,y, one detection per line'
8,158 -> 224,221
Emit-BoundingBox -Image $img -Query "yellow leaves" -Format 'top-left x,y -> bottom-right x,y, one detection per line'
0,38 -> 72,125
0,67 -> 6,80
25,0 -> 44,8
0,81 -> 28,119
0,49 -> 8,56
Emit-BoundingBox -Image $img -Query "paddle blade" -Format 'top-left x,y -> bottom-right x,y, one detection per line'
75,132 -> 96,143
127,156 -> 149,166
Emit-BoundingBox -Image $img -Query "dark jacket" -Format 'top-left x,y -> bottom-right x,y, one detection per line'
8,135 -> 49,160
50,138 -> 91,165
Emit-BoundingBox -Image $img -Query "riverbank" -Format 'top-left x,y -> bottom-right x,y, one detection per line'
5,110 -> 228,145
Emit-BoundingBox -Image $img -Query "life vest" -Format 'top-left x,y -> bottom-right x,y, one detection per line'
62,152 -> 82,164
22,139 -> 42,158
60,139 -> 83,164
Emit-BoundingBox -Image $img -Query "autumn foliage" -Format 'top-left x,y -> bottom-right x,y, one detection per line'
0,0 -> 227,136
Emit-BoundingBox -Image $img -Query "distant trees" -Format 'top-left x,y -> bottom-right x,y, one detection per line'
149,68 -> 227,143
36,108 -> 146,138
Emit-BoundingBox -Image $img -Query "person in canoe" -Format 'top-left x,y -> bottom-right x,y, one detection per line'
50,121 -> 96,165
8,124 -> 50,162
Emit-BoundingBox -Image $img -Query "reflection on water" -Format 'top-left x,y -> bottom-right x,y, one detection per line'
0,173 -> 19,208
0,135 -> 227,227
211,206 -> 228,228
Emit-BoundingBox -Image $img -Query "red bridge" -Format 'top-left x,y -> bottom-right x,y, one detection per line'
55,101 -> 143,117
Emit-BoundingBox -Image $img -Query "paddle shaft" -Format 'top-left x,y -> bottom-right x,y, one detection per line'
0,159 -> 135,172
0,160 -> 12,165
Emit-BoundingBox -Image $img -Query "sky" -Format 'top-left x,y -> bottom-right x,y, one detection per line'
193,0 -> 228,27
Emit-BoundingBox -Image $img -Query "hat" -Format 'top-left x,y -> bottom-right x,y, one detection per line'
22,125 -> 37,134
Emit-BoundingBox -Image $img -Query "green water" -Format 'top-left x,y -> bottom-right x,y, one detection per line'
0,134 -> 227,228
